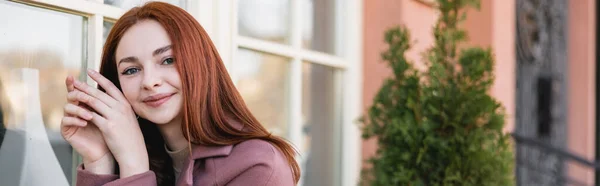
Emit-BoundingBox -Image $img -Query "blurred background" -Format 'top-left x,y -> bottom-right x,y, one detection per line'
0,0 -> 598,185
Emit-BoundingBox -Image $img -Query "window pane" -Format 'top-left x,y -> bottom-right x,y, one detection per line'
302,0 -> 340,55
103,21 -> 115,46
0,1 -> 85,185
238,0 -> 290,44
301,62 -> 340,186
234,48 -> 290,138
104,0 -> 186,10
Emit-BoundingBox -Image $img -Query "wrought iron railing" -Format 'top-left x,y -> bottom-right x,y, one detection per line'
512,133 -> 600,186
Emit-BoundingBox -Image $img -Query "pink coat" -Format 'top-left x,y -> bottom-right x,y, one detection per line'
76,134 -> 295,185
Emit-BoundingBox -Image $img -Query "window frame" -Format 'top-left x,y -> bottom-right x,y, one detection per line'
220,1 -> 363,185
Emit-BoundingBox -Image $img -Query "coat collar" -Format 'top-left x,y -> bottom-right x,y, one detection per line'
189,118 -> 244,160
177,118 -> 245,186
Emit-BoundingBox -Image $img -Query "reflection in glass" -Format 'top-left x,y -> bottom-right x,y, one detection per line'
234,48 -> 290,138
103,21 -> 115,45
302,0 -> 339,55
301,62 -> 340,186
237,0 -> 339,54
0,1 -> 85,184
238,0 -> 290,44
104,0 -> 186,10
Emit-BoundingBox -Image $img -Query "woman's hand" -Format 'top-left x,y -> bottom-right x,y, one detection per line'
70,69 -> 149,178
61,76 -> 115,174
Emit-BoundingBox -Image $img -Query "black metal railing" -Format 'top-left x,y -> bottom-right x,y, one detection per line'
512,133 -> 600,186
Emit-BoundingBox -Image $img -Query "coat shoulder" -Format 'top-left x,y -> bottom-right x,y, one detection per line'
210,139 -> 295,185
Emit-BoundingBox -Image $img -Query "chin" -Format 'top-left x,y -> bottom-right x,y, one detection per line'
144,114 -> 177,125
135,107 -> 178,124
134,100 -> 182,125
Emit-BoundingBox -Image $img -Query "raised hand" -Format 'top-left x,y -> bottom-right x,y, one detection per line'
70,69 -> 149,178
61,75 -> 114,174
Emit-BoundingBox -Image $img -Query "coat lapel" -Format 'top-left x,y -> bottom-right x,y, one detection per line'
176,118 -> 245,186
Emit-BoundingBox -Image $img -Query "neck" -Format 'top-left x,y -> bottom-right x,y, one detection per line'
156,116 -> 188,151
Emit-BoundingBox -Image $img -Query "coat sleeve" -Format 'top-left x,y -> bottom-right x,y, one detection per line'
76,164 -> 157,186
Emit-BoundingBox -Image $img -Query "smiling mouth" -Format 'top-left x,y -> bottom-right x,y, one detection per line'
143,93 -> 175,107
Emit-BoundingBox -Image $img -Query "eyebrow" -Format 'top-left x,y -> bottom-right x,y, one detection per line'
118,45 -> 172,66
153,45 -> 172,56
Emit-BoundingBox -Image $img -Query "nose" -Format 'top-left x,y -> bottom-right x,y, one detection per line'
141,65 -> 162,90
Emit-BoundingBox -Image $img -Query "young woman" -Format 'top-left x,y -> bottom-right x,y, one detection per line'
60,2 -> 300,185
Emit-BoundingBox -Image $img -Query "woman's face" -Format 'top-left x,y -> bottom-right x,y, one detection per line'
115,20 -> 183,125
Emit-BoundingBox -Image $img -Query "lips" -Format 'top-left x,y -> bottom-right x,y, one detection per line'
143,93 -> 175,107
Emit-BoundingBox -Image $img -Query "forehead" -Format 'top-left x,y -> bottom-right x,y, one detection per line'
115,20 -> 172,60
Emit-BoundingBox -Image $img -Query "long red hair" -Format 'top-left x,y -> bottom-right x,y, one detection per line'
99,2 -> 300,185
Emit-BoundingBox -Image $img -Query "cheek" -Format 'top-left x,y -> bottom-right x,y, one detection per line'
118,78 -> 139,102
168,69 -> 183,90
122,89 -> 137,103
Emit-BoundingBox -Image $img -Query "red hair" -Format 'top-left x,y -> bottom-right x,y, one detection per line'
99,2 -> 300,185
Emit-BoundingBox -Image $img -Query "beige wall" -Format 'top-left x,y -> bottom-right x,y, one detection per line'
461,0 -> 516,133
568,0 -> 596,184
362,0 -> 437,169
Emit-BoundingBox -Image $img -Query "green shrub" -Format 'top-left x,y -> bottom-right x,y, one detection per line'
360,0 -> 514,185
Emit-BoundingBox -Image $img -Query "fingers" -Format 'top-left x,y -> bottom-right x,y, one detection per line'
85,69 -> 128,103
65,75 -> 75,92
61,103 -> 109,131
61,116 -> 88,127
67,90 -> 112,117
73,79 -> 119,108
61,102 -> 109,131
89,112 -> 109,132
64,103 -> 93,120
66,76 -> 80,108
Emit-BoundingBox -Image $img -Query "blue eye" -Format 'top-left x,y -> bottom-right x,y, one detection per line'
122,68 -> 140,75
162,57 -> 174,65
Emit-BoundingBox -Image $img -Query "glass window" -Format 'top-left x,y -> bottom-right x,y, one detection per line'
0,1 -> 86,185
235,0 -> 346,184
234,48 -> 291,138
103,21 -> 115,45
302,0 -> 340,55
104,0 -> 187,10
301,62 -> 341,186
238,0 -> 291,44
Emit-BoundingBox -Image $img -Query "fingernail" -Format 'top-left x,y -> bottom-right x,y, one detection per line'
87,69 -> 96,74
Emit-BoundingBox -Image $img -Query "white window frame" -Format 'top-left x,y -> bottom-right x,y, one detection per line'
8,0 -> 363,185
196,1 -> 363,185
